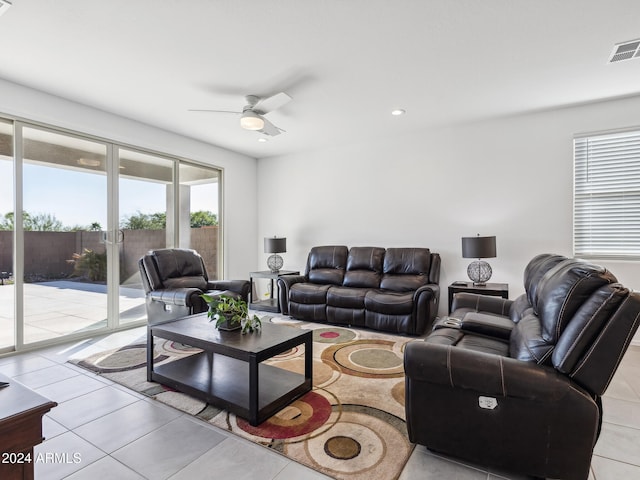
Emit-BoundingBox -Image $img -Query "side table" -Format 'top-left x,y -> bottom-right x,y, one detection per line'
448,281 -> 509,314
0,373 -> 57,480
249,270 -> 300,313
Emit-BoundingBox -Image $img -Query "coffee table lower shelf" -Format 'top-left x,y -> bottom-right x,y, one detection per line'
150,351 -> 311,426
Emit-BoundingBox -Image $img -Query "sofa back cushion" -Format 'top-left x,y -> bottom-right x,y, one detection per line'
560,287 -> 640,395
380,248 -> 431,292
524,253 -> 567,308
535,259 -> 617,344
552,283 -> 631,391
306,245 -> 349,285
343,247 -> 385,288
509,313 -> 553,364
147,248 -> 208,290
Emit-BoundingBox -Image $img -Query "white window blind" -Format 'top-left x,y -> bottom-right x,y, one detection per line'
574,129 -> 640,258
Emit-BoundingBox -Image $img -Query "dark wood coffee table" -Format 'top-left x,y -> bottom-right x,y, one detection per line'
147,314 -> 312,426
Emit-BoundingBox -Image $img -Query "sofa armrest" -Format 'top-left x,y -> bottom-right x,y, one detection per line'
277,275 -> 306,315
149,288 -> 203,308
405,339 -> 590,402
450,292 -> 513,318
404,340 -> 599,480
412,284 -> 440,334
459,312 -> 514,340
207,280 -> 250,302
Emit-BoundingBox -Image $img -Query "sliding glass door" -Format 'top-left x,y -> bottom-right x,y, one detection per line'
117,148 -> 174,326
179,162 -> 220,279
0,117 -> 223,351
21,126 -> 109,344
0,119 -> 14,350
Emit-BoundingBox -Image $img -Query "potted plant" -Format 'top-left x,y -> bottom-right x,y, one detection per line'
200,294 -> 262,334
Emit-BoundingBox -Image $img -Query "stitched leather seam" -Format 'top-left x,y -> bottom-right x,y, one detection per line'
572,296 -> 640,386
538,346 -> 554,364
499,357 -> 506,396
571,295 -> 631,376
556,276 -> 589,341
562,290 -> 614,367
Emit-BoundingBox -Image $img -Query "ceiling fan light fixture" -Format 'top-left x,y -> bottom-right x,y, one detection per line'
0,0 -> 12,18
240,111 -> 265,130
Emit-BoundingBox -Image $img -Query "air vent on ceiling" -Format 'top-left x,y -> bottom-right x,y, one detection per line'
609,39 -> 640,63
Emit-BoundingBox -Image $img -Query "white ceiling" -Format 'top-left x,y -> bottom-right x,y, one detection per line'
1,0 -> 640,159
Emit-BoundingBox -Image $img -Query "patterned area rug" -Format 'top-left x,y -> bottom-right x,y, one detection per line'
70,317 -> 415,480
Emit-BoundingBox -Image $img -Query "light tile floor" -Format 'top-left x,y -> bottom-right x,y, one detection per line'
1,326 -> 640,479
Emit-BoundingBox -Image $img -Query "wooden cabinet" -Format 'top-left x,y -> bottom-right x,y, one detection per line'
0,373 -> 57,480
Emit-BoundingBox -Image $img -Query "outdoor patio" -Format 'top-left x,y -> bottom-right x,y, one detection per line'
0,280 -> 146,349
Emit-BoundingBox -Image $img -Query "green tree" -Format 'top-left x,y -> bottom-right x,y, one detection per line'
0,212 -> 14,230
24,212 -> 64,231
0,211 -> 64,231
190,210 -> 218,227
120,211 -> 166,230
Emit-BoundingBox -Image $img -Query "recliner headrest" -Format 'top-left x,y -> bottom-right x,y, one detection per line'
151,248 -> 207,283
524,253 -> 567,308
306,245 -> 348,285
535,259 -> 617,344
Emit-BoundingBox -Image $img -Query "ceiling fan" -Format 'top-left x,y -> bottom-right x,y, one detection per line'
189,92 -> 292,136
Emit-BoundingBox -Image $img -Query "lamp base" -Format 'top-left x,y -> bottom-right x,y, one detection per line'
467,260 -> 492,286
267,254 -> 284,273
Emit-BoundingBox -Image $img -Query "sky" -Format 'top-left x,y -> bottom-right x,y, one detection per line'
0,159 -> 218,229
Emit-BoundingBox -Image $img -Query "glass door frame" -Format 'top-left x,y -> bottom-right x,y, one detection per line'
2,117 -> 223,354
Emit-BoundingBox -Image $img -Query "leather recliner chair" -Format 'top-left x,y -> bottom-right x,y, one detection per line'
404,255 -> 640,480
138,248 -> 250,325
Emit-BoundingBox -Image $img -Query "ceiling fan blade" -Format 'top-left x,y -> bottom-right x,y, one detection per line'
254,92 -> 292,114
188,109 -> 241,114
259,116 -> 284,136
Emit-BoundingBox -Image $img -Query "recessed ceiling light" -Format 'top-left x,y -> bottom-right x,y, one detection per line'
391,109 -> 406,116
77,158 -> 101,167
257,137 -> 268,143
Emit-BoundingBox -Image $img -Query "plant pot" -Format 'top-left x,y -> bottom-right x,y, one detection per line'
216,313 -> 241,331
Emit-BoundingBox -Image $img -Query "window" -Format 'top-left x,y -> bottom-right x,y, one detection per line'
574,129 -> 640,258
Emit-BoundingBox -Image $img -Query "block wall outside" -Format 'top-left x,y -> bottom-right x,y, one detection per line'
0,227 -> 218,282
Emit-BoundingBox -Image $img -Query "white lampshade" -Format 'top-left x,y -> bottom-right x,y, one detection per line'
240,111 -> 265,131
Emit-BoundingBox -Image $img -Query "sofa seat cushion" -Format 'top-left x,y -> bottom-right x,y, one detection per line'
326,286 -> 368,309
290,283 -> 331,305
365,290 -> 414,315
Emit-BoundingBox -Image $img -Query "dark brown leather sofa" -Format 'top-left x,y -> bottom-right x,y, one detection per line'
404,254 -> 640,480
138,248 -> 250,325
278,245 -> 440,335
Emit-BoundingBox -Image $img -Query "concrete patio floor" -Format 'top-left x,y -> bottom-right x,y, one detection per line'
0,281 -> 146,349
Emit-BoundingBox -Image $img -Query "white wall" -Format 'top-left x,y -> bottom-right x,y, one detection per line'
0,77 -> 258,279
257,94 -> 640,317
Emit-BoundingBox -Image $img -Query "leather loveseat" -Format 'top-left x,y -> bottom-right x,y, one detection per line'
277,245 -> 440,335
138,248 -> 250,325
404,254 -> 640,480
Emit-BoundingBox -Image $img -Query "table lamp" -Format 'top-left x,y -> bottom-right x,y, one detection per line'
264,236 -> 286,273
461,234 -> 496,285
